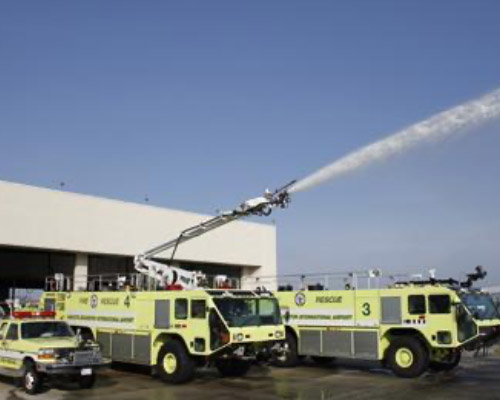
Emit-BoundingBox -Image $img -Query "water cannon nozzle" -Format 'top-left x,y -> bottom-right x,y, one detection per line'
269,179 -> 296,209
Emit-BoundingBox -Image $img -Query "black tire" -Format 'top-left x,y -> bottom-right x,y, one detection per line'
78,373 -> 96,389
311,356 -> 335,366
429,351 -> 461,372
23,363 -> 43,395
215,359 -> 251,377
272,331 -> 299,368
157,340 -> 195,384
386,336 -> 429,378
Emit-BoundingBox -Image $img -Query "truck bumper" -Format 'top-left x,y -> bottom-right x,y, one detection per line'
215,340 -> 285,361
464,325 -> 500,351
36,360 -> 111,375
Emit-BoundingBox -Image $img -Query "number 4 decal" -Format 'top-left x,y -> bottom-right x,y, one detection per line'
362,302 -> 371,316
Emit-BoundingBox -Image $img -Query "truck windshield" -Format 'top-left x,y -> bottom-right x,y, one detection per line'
213,297 -> 281,327
21,322 -> 74,339
460,293 -> 500,320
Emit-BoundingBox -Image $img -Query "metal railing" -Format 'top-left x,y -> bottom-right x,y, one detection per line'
241,269 -> 434,291
45,273 -> 241,292
45,269 -> 436,293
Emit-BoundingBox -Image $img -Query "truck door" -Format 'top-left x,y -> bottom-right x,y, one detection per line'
426,294 -> 455,345
0,322 -> 9,369
0,323 -> 21,371
189,298 -> 209,354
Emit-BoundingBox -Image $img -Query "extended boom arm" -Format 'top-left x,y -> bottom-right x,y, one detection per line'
134,180 -> 295,289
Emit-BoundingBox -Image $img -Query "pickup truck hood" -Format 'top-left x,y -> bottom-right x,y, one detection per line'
23,337 -> 78,350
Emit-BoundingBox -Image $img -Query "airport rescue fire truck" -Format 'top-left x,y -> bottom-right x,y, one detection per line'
39,183 -> 295,384
273,266 -> 500,378
0,310 -> 108,394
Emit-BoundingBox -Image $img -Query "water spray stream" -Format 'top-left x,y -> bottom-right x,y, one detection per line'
289,88 -> 500,193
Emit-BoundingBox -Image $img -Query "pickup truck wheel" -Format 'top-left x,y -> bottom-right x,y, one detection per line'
79,373 -> 96,389
386,337 -> 429,378
157,341 -> 195,384
23,364 -> 43,395
215,359 -> 251,377
272,331 -> 298,368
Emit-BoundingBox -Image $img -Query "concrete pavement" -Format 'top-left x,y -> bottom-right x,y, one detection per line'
1,354 -> 499,400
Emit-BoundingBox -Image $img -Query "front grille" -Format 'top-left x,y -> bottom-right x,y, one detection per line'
73,350 -> 102,365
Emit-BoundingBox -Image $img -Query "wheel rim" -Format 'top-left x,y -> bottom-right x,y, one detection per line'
163,353 -> 177,374
395,347 -> 414,368
25,372 -> 35,390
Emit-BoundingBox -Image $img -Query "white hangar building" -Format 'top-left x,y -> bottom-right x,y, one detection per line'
0,180 -> 277,299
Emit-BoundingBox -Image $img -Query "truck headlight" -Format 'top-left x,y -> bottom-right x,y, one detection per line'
275,331 -> 284,339
437,331 -> 452,344
38,349 -> 56,360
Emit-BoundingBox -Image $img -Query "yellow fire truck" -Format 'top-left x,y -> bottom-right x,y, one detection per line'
40,183 -> 295,384
273,267 -> 500,378
41,286 -> 284,383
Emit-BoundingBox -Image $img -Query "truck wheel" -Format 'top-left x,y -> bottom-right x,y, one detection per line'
23,363 -> 43,395
272,331 -> 299,368
79,374 -> 96,389
429,352 -> 461,372
386,337 -> 429,378
157,341 -> 195,384
215,359 -> 251,377
311,356 -> 335,366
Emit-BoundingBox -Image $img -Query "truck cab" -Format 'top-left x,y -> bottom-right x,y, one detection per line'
0,311 -> 108,394
458,290 -> 500,350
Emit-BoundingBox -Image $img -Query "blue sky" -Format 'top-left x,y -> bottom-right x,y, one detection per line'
1,1 -> 500,283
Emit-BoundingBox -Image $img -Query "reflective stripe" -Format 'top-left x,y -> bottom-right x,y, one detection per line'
0,349 -> 26,360
284,308 -> 353,316
289,319 -> 379,327
285,308 -> 379,327
66,319 -> 135,330
68,311 -> 135,318
66,310 -> 136,330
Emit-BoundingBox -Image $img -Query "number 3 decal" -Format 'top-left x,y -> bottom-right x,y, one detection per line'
362,302 -> 371,316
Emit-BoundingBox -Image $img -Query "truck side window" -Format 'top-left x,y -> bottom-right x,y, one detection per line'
191,300 -> 206,319
429,295 -> 451,314
408,295 -> 426,314
175,299 -> 188,320
6,323 -> 19,341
